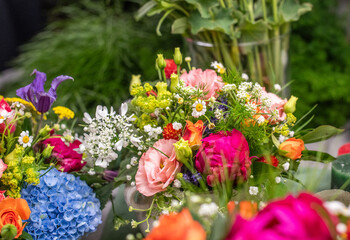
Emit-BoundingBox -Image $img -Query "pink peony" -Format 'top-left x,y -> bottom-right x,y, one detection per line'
195,129 -> 251,186
180,69 -> 224,99
136,139 -> 182,196
226,193 -> 337,240
0,159 -> 7,178
42,137 -> 86,172
0,99 -> 16,134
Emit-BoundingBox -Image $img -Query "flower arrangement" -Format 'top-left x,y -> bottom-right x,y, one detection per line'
135,0 -> 312,89
0,70 -> 102,239
77,48 -> 342,234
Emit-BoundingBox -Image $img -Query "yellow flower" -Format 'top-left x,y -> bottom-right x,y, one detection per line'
53,106 -> 75,120
4,97 -> 41,115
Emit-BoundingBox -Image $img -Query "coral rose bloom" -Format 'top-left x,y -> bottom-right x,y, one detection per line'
279,138 -> 305,160
181,69 -> 224,99
0,198 -> 31,238
145,208 -> 206,240
195,129 -> 251,186
226,193 -> 337,240
183,120 -> 204,148
136,139 -> 182,196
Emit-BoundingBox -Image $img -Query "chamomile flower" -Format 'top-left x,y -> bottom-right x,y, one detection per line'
192,100 -> 207,118
18,130 -> 33,147
211,61 -> 226,74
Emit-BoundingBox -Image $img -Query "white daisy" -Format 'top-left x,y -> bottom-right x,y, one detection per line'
211,61 -> 226,74
192,100 -> 207,118
18,130 -> 33,147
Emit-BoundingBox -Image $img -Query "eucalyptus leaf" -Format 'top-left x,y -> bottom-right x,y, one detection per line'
189,9 -> 236,35
279,0 -> 312,23
172,17 -> 188,34
302,150 -> 336,163
300,125 -> 344,143
239,19 -> 269,43
185,0 -> 219,19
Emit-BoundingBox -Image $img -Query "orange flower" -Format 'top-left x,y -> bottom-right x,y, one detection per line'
182,120 -> 204,148
279,138 -> 305,160
0,198 -> 31,238
145,209 -> 206,240
227,201 -> 258,220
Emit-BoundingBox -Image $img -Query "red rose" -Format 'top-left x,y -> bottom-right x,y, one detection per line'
257,155 -> 279,167
164,59 -> 177,79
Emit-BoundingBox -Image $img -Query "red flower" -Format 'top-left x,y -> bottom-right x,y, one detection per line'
163,123 -> 182,140
257,155 -> 279,167
165,59 -> 177,79
338,143 -> 350,156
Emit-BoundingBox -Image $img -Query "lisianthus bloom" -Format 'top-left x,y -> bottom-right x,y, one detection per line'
195,129 -> 251,186
135,139 -> 182,196
180,69 -> 224,99
0,198 -> 31,238
145,208 -> 206,240
16,69 -> 73,113
42,136 -> 86,172
182,120 -> 204,148
257,155 -> 279,167
226,193 -> 337,240
164,59 -> 177,79
279,138 -> 305,160
0,99 -> 16,134
0,159 -> 7,178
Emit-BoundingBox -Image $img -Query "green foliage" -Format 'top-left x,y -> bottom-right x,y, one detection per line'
291,0 -> 350,127
6,0 -> 182,118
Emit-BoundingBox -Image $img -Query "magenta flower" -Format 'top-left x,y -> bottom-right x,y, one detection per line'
42,136 -> 86,172
16,69 -> 73,113
226,193 -> 337,240
195,129 -> 251,186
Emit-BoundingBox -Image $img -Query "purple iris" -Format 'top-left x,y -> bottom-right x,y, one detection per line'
16,69 -> 73,113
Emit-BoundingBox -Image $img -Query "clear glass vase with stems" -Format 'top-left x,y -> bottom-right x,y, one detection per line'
186,27 -> 290,95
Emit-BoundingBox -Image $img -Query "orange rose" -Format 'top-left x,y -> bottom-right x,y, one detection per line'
182,120 -> 204,148
279,138 -> 305,160
227,201 -> 258,220
145,209 -> 206,240
0,198 -> 31,238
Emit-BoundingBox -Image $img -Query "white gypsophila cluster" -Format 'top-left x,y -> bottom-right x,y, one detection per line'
249,186 -> 259,195
11,102 -> 25,116
198,202 -> 219,217
251,83 -> 263,97
324,201 -> 350,217
282,162 -> 290,171
80,103 -> 141,168
245,102 -> 257,113
177,79 -> 204,98
241,73 -> 249,80
214,109 -> 223,120
222,83 -> 236,93
172,122 -> 182,130
144,125 -> 163,139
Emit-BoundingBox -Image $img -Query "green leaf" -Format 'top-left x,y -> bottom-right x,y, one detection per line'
95,183 -> 114,209
239,19 -> 269,43
171,17 -> 188,34
208,214 -> 230,240
300,125 -> 344,143
135,0 -> 158,21
302,150 -> 336,163
189,9 -> 236,35
250,161 -> 282,184
19,231 -> 33,240
185,0 -> 219,19
75,173 -> 106,185
279,0 -> 312,23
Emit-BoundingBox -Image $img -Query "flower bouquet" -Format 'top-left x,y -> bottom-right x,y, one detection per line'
0,70 -> 102,239
76,48 -> 342,235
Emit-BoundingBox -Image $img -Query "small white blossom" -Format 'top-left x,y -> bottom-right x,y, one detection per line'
126,164 -> 131,169
130,157 -> 138,166
275,176 -> 281,183
337,223 -> 347,234
222,84 -> 236,92
214,109 -> 223,120
282,162 -> 290,171
130,181 -> 135,187
152,220 -> 160,228
241,73 -> 249,80
126,175 -> 132,181
161,210 -> 169,215
172,122 -> 182,130
289,131 -> 295,137
324,201 -> 350,217
88,169 -> 96,175
171,200 -> 180,207
190,195 -> 202,203
198,202 -> 218,217
257,116 -> 266,125
279,135 -> 288,143
173,179 -> 181,188
249,186 -> 259,195
18,130 -> 33,148
274,84 -> 282,91
211,61 -> 226,73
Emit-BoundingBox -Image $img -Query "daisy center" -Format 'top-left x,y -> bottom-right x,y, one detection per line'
195,103 -> 203,112
22,136 -> 30,143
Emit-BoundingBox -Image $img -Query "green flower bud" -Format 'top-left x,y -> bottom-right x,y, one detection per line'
39,125 -> 51,137
155,82 -> 168,95
156,54 -> 166,69
42,144 -> 55,158
1,224 -> 17,240
129,75 -> 141,94
174,138 -> 192,164
170,74 -> 179,93
284,96 -> 298,114
174,47 -> 182,65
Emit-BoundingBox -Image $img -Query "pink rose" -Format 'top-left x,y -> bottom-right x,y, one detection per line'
226,193 -> 337,240
195,129 -> 251,186
0,159 -> 7,178
42,137 -> 86,172
136,139 -> 182,196
0,99 -> 16,134
180,69 -> 224,99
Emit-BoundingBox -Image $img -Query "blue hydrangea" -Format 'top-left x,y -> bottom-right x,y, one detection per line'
21,168 -> 102,240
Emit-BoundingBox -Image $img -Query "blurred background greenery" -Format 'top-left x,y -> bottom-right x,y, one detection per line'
0,0 -> 349,128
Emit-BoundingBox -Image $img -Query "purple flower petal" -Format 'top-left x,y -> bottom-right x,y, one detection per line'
48,75 -> 74,100
31,69 -> 46,92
